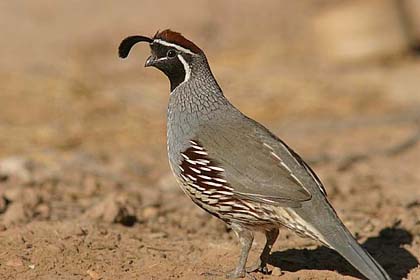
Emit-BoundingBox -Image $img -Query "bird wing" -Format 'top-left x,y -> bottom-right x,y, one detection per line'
197,116 -> 326,208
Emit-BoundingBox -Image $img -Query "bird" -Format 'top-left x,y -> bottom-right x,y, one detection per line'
118,29 -> 391,280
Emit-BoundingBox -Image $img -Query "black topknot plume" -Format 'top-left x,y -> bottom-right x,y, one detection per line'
118,35 -> 152,58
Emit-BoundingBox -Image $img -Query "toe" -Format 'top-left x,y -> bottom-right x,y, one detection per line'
226,269 -> 246,279
246,263 -> 261,273
246,262 -> 270,274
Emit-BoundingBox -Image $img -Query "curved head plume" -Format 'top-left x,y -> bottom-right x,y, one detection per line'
118,35 -> 153,58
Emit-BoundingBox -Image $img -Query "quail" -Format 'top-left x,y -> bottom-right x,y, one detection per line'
118,30 -> 391,280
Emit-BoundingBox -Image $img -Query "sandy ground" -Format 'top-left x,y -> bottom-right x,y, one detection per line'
1,1 -> 420,279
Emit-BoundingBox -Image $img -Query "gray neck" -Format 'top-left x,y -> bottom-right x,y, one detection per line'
168,56 -> 231,122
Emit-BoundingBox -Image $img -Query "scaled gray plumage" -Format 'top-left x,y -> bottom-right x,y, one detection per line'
119,29 -> 391,280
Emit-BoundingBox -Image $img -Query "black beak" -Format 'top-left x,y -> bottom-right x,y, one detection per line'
118,35 -> 153,59
144,55 -> 156,67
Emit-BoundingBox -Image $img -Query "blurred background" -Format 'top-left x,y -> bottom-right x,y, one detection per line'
0,1 -> 419,279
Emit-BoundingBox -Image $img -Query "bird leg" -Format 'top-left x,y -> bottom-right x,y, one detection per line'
247,228 -> 279,274
226,224 -> 254,278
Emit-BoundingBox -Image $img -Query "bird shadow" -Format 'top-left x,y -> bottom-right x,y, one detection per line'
268,227 -> 417,279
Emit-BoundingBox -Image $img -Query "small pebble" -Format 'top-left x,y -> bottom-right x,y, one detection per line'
3,202 -> 27,226
142,206 -> 159,220
271,267 -> 283,276
6,257 -> 23,267
87,269 -> 101,280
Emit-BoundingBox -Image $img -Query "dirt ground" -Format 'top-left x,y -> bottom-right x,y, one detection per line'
1,1 -> 420,279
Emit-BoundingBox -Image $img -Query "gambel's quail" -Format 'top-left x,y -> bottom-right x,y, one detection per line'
118,30 -> 391,280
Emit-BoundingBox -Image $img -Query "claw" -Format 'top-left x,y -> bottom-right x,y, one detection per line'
226,268 -> 246,278
226,269 -> 256,279
201,270 -> 223,277
246,261 -> 270,274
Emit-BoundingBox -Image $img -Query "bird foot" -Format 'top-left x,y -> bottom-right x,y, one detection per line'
246,260 -> 270,274
226,268 -> 245,279
201,270 -> 223,277
226,268 -> 256,279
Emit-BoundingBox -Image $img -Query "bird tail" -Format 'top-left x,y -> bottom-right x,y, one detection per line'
322,221 -> 391,280
291,205 -> 391,280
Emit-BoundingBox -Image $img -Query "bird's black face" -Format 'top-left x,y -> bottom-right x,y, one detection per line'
119,30 -> 203,92
145,43 -> 192,91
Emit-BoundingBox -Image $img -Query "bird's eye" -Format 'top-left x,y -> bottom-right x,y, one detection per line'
167,49 -> 176,58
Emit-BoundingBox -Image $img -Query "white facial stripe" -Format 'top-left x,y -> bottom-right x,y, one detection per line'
169,54 -> 191,95
153,39 -> 195,55
177,54 -> 191,84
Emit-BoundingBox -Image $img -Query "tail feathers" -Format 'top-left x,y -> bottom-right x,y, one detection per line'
292,205 -> 391,280
323,224 -> 391,280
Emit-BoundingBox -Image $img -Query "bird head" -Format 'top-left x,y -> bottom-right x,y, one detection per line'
119,29 -> 204,91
